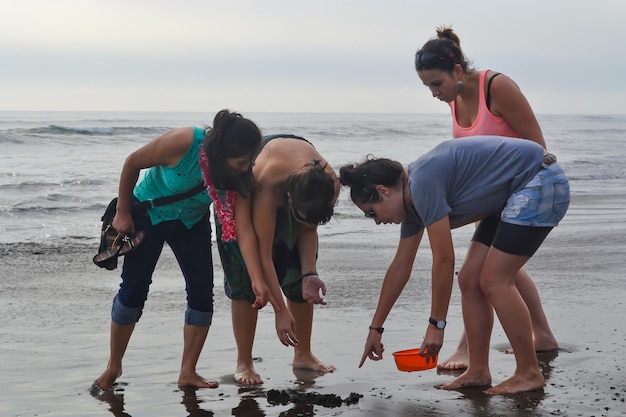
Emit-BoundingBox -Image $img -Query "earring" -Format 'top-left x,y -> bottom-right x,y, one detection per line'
454,80 -> 464,93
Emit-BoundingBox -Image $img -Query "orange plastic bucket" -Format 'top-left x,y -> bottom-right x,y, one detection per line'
392,348 -> 438,372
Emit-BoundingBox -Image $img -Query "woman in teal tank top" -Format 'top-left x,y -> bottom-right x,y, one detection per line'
93,110 -> 262,393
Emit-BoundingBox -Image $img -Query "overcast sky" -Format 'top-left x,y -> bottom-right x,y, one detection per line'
1,0 -> 624,114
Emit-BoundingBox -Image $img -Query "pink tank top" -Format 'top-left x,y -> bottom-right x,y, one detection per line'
451,70 -> 520,139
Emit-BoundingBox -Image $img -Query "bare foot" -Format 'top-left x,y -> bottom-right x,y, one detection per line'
534,335 -> 559,352
178,371 -> 218,389
485,372 -> 544,395
235,363 -> 263,386
436,370 -> 491,390
293,352 -> 335,373
437,349 -> 469,371
505,338 -> 559,355
95,367 -> 122,391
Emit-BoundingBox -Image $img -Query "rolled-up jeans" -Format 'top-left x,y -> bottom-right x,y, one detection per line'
112,209 -> 214,327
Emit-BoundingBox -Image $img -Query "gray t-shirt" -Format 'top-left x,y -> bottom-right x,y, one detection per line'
400,136 -> 544,238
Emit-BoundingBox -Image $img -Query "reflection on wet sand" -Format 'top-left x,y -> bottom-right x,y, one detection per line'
90,350 -> 560,417
90,382 -> 131,417
90,367 -> 360,417
180,386 -> 215,417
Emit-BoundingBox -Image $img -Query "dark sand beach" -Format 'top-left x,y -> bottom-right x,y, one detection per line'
1,193 -> 626,416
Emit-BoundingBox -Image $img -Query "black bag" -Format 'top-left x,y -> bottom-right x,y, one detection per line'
93,183 -> 205,270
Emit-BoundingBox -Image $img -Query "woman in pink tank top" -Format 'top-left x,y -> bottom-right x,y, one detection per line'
416,26 -> 546,148
412,26 -> 558,390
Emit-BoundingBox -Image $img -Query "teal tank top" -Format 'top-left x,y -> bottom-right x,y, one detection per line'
134,127 -> 212,228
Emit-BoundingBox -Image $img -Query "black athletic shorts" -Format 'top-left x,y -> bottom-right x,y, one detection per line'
471,216 -> 552,257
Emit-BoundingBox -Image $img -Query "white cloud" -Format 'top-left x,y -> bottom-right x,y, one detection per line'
1,0 -> 625,113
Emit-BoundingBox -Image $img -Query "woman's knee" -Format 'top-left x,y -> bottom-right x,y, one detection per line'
185,307 -> 213,327
111,294 -> 143,325
477,272 -> 507,301
458,265 -> 481,294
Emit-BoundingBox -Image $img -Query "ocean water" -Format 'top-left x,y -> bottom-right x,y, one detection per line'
0,111 -> 625,245
1,111 -> 626,416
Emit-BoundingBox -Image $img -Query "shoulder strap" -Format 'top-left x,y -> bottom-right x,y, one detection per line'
486,72 -> 501,111
263,133 -> 306,141
134,183 -> 205,211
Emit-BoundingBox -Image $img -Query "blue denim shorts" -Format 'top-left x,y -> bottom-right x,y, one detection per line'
501,163 -> 570,227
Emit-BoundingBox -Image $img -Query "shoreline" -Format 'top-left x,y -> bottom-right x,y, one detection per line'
1,195 -> 626,416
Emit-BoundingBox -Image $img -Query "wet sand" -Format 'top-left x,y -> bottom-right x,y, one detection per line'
1,194 -> 626,416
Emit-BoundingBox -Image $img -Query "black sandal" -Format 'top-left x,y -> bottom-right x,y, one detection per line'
93,230 -> 145,269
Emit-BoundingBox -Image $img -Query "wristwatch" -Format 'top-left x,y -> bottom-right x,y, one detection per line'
429,317 -> 446,330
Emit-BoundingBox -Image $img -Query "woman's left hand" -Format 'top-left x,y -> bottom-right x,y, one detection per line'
420,326 -> 444,364
275,310 -> 298,346
302,275 -> 327,304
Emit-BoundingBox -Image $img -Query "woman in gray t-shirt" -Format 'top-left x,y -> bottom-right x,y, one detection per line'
339,135 -> 569,395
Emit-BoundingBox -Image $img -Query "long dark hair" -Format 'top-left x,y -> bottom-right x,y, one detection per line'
287,160 -> 336,225
203,109 -> 261,197
339,156 -> 404,204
